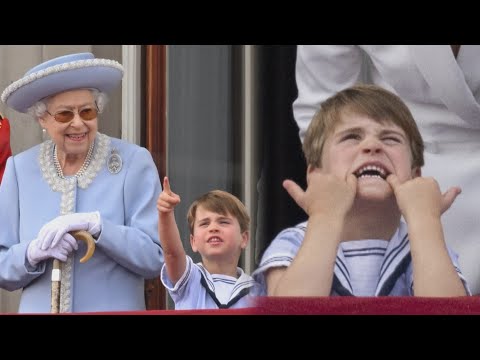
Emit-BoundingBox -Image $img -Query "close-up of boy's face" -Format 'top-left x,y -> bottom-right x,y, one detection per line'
190,205 -> 249,262
318,113 -> 420,201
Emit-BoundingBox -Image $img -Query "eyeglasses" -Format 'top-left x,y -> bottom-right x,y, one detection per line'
46,104 -> 99,123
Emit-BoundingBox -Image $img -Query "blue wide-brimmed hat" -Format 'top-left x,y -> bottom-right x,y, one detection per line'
1,52 -> 124,113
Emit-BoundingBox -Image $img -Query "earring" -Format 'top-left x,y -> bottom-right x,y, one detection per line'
42,128 -> 50,142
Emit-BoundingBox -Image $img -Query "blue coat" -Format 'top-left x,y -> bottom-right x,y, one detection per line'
0,133 -> 163,313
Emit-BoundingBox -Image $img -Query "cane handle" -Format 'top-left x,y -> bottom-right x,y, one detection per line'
70,230 -> 95,263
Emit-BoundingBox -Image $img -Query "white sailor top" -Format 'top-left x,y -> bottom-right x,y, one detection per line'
161,255 -> 261,309
253,220 -> 471,296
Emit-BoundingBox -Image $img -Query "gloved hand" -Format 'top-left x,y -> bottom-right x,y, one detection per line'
27,233 -> 79,267
37,211 -> 102,250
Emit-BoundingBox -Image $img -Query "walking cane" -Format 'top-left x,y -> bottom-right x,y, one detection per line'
51,230 -> 96,313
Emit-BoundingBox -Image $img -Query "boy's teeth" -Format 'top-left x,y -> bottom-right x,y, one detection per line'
356,165 -> 387,179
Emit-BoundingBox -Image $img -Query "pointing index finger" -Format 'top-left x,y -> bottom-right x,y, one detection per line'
163,176 -> 172,195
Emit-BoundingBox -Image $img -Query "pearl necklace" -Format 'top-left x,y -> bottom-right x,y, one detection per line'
53,142 -> 94,179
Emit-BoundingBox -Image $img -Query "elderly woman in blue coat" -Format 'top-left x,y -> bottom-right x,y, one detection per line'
0,53 -> 163,313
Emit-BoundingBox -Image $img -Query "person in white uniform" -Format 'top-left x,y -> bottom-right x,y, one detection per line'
253,84 -> 470,297
0,52 -> 163,312
293,45 -> 480,294
158,177 -> 261,309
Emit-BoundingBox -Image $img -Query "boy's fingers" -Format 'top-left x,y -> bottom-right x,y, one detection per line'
346,174 -> 357,190
386,174 -> 400,190
441,187 -> 461,214
163,176 -> 172,195
283,179 -> 305,207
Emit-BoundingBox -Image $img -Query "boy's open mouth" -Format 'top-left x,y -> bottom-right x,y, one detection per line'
354,164 -> 390,180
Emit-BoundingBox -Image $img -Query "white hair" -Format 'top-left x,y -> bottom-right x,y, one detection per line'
27,89 -> 109,120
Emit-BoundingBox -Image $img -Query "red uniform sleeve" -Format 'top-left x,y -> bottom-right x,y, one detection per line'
0,115 -> 12,184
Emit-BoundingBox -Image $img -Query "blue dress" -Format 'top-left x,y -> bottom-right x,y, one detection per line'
0,133 -> 163,313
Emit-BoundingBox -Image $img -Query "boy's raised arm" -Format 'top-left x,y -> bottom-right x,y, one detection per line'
266,171 -> 356,296
157,176 -> 187,284
387,174 -> 466,296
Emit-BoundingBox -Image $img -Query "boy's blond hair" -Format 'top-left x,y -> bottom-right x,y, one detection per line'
303,84 -> 424,168
187,190 -> 250,235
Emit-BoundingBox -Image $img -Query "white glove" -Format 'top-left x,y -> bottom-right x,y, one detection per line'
37,211 -> 102,250
27,233 -> 79,267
